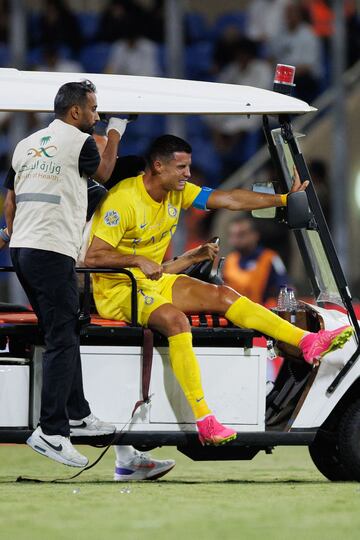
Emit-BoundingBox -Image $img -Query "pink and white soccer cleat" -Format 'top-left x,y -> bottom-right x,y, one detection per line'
299,325 -> 353,365
197,415 -> 237,446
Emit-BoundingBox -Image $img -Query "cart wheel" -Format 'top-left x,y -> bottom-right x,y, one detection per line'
308,430 -> 351,481
338,398 -> 360,482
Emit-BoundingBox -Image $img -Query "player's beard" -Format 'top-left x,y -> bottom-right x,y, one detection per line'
81,121 -> 96,135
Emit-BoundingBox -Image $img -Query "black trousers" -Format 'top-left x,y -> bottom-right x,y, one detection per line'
11,248 -> 91,436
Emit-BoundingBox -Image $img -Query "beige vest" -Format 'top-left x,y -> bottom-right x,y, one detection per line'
10,119 -> 90,260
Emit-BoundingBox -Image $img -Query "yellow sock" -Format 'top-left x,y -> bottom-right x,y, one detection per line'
225,296 -> 306,347
168,332 -> 211,420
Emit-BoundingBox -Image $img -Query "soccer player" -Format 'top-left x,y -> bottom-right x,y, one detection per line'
85,135 -> 353,447
85,134 -> 176,481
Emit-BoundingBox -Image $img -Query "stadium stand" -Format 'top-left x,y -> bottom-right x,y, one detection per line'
0,2 -> 359,214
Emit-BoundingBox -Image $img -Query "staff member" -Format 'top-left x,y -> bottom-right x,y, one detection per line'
223,216 -> 290,304
4,79 -> 127,468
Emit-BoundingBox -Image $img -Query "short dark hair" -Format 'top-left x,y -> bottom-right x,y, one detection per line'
147,135 -> 192,165
54,79 -> 96,117
230,215 -> 258,231
235,37 -> 258,59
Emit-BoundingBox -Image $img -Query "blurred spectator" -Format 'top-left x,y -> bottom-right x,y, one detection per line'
0,0 -> 9,44
106,20 -> 160,76
300,1 -> 360,69
0,112 -> 12,172
37,0 -> 82,54
268,1 -> 322,103
205,38 -> 272,175
346,0 -> 360,67
216,38 -> 272,97
223,216 -> 290,303
302,0 -> 333,42
301,1 -> 359,67
96,0 -> 145,43
212,25 -> 243,74
308,159 -> 330,223
246,0 -> 288,44
37,46 -> 83,73
302,1 -> 357,40
145,0 -> 165,43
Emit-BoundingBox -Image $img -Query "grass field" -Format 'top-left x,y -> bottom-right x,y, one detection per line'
0,444 -> 359,540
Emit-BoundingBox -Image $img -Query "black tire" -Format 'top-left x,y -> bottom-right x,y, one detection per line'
308,430 -> 351,481
338,398 -> 360,482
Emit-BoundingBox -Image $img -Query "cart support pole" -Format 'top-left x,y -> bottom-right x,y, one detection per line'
331,0 -> 349,276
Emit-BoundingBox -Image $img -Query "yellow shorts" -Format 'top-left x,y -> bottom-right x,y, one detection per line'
94,273 -> 183,326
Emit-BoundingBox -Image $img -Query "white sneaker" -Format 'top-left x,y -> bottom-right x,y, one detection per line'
69,413 -> 116,437
114,451 -> 175,481
27,426 -> 88,468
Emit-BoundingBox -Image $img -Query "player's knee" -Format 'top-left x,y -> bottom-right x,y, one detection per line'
149,306 -> 190,336
216,285 -> 239,313
166,310 -> 191,335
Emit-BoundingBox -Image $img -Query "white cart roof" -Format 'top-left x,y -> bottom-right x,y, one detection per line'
0,68 -> 316,115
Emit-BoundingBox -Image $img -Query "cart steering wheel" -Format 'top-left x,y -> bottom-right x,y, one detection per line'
183,236 -> 220,281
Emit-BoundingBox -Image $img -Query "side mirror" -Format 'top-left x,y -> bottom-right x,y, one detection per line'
251,182 -> 276,219
287,191 -> 312,229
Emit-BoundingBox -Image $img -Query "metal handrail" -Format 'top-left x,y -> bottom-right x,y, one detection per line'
0,266 -> 139,327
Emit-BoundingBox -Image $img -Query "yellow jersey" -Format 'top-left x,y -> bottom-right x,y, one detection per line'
90,174 -> 201,283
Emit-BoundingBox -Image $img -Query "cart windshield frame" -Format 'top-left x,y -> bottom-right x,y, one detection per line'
271,127 -> 344,307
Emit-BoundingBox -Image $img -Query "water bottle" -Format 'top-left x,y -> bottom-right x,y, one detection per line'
277,285 -> 288,311
287,288 -> 297,311
287,287 -> 297,323
266,339 -> 277,359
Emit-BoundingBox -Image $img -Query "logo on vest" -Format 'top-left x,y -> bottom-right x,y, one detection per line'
104,210 -> 120,226
19,134 -> 61,180
27,135 -> 58,158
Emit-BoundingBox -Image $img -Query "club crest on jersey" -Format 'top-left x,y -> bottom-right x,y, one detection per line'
104,210 -> 120,226
168,204 -> 178,218
138,289 -> 154,305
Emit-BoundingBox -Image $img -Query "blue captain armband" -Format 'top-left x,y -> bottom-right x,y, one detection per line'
0,228 -> 10,243
192,187 -> 214,210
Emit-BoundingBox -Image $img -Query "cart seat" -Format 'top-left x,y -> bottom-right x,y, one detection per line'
0,312 -> 230,328
0,310 -> 255,350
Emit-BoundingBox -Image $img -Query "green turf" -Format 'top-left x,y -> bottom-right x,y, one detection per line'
0,445 -> 359,540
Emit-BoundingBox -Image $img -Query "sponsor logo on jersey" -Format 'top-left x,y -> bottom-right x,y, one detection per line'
167,203 -> 178,218
104,210 -> 120,226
